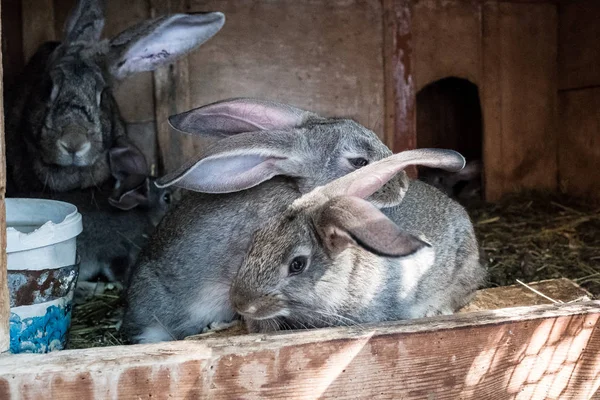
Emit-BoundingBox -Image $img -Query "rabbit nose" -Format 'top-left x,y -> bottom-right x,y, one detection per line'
59,132 -> 91,156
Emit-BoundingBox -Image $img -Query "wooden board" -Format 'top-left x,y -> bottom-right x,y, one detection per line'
382,0 -> 416,178
0,0 -> 9,353
413,0 -> 481,92
558,0 -> 600,91
481,1 -> 558,201
558,87 -> 600,200
0,301 -> 598,398
149,0 -> 386,173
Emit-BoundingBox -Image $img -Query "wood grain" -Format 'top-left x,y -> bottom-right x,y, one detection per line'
21,0 -> 56,62
0,301 -> 599,398
558,0 -> 600,91
482,1 -> 558,201
558,87 -> 600,201
0,0 -> 10,353
383,0 -> 416,178
413,0 -> 481,92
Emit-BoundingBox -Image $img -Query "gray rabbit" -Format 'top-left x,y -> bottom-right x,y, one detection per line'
5,0 -> 225,195
122,98 -> 409,343
33,177 -> 180,287
419,159 -> 483,206
228,149 -> 487,333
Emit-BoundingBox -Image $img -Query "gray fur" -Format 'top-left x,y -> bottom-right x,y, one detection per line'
5,0 -> 224,194
229,150 -> 487,333
30,179 -> 179,286
419,159 -> 483,206
122,98 -> 408,343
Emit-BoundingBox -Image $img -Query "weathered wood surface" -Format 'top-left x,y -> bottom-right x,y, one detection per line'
481,1 -> 558,201
0,301 -> 598,399
0,0 -> 9,353
558,87 -> 600,201
383,0 -> 416,178
558,0 -> 600,91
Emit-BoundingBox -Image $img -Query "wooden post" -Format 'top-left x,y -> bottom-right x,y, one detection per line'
382,0 -> 416,177
0,0 -> 10,353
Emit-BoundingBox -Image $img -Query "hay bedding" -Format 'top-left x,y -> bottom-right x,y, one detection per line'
66,191 -> 600,349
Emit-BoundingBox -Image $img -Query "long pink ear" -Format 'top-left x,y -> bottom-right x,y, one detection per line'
167,98 -> 315,139
317,149 -> 466,201
155,131 -> 301,193
315,196 -> 429,257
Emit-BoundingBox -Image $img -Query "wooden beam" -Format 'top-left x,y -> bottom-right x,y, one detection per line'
0,0 -> 9,354
0,301 -> 599,398
383,0 -> 417,177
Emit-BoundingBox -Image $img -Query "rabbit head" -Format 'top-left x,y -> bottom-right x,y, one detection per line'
17,0 -> 224,192
158,98 -> 406,208
419,160 -> 482,195
229,149 -> 466,330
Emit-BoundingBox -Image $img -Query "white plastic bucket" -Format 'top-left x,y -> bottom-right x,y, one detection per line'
6,198 -> 82,353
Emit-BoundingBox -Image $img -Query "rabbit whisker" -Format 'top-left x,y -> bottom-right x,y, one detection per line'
152,314 -> 177,341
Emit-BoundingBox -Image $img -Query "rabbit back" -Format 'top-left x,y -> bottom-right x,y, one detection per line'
382,180 -> 485,317
122,177 -> 300,343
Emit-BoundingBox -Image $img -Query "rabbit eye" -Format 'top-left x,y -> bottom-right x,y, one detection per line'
349,157 -> 369,168
162,193 -> 171,204
289,256 -> 308,275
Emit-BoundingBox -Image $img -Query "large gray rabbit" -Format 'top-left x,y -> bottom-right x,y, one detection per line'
5,0 -> 225,194
229,149 -> 487,333
122,98 -> 410,343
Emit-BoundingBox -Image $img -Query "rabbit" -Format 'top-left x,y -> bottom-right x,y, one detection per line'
4,0 -> 225,195
122,97 -> 412,344
24,138 -> 181,290
418,160 -> 483,206
228,149 -> 487,333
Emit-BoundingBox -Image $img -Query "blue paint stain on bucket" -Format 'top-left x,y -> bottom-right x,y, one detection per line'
6,199 -> 82,353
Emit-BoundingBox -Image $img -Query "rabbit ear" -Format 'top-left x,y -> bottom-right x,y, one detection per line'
108,137 -> 150,209
63,0 -> 105,43
303,149 -> 466,206
109,179 -> 149,211
156,131 -> 300,193
314,196 -> 429,257
107,12 -> 225,80
168,98 -> 314,139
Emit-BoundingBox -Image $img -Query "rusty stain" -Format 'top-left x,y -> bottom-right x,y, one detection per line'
0,378 -> 9,400
8,265 -> 78,307
49,372 -> 93,400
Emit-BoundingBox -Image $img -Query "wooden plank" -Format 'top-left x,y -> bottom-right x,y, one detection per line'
558,87 -> 600,201
482,2 -> 558,201
0,0 -> 9,354
21,0 -> 56,62
178,0 -> 384,169
383,0 -> 416,177
413,0 -> 481,92
1,0 -> 24,86
459,278 -> 593,313
0,301 -> 598,398
558,0 -> 600,91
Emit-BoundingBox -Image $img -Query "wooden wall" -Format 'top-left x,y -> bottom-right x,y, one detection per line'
558,0 -> 600,201
4,0 -> 589,202
412,0 -> 558,201
12,0 -> 386,173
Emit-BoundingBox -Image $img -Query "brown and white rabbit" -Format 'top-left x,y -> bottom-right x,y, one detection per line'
122,98 -> 409,343
5,0 -> 225,194
228,149 -> 487,333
